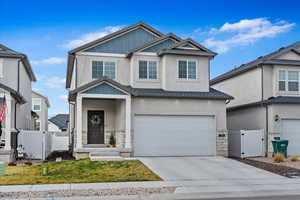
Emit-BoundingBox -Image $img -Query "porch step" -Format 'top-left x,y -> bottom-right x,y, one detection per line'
90,155 -> 124,162
89,151 -> 120,157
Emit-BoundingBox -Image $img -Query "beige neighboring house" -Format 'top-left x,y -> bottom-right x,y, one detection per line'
66,22 -> 232,159
211,41 -> 300,156
0,44 -> 36,163
32,90 -> 50,131
48,114 -> 69,132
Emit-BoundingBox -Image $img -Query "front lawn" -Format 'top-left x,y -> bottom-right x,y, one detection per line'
0,159 -> 162,185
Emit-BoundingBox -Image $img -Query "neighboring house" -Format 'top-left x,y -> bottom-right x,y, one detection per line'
211,41 -> 300,156
0,44 -> 36,162
32,90 -> 50,131
48,114 -> 69,132
66,22 -> 232,159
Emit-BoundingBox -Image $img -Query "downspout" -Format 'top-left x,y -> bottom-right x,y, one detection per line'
261,64 -> 268,157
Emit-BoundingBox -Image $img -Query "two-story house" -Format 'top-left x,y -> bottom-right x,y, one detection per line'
0,44 -> 36,162
32,90 -> 50,131
66,22 -> 232,159
211,41 -> 300,156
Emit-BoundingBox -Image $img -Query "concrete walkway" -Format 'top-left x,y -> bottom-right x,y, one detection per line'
138,156 -> 284,181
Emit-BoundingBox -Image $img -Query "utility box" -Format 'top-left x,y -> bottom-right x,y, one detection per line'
228,130 -> 265,158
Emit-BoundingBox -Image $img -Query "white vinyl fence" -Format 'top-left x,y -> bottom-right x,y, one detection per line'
18,131 -> 69,160
228,129 -> 265,158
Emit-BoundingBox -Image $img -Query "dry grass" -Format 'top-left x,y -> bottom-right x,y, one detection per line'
273,153 -> 285,163
0,159 -> 161,185
290,155 -> 299,162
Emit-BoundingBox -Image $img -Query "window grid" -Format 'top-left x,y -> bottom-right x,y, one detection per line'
278,70 -> 299,92
138,60 -> 157,80
32,99 -> 41,111
92,61 -> 116,79
178,60 -> 197,80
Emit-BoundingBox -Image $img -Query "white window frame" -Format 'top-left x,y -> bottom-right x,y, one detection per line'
277,69 -> 299,92
138,60 -> 158,80
177,59 -> 198,80
32,98 -> 42,111
91,60 -> 117,80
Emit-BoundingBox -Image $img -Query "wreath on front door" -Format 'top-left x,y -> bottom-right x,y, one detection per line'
90,115 -> 101,125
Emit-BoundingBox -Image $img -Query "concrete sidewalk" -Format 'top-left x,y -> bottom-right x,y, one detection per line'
2,178 -> 300,199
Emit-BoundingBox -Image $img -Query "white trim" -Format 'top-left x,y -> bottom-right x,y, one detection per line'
76,96 -> 83,149
32,98 -> 42,112
80,93 -> 128,99
177,59 -> 198,80
78,52 -> 126,57
0,58 -> 3,78
125,95 -> 131,149
4,94 -> 11,151
177,46 -> 199,50
277,69 -> 299,93
138,60 -> 158,81
78,26 -> 161,53
134,52 -> 157,56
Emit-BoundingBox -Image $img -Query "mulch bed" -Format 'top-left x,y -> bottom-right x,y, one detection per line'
234,158 -> 300,178
46,151 -> 74,161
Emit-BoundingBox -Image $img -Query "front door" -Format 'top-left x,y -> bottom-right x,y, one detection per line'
87,110 -> 104,144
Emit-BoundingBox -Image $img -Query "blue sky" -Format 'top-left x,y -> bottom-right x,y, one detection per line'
1,0 -> 300,116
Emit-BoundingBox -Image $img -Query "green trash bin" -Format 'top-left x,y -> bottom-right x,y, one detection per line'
272,140 -> 289,158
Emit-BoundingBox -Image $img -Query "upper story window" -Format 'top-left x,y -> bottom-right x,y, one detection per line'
32,98 -> 41,111
178,60 -> 197,80
278,70 -> 299,92
92,61 -> 116,80
138,60 -> 157,80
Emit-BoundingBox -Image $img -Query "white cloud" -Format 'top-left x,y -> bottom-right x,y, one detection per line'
62,25 -> 124,49
59,95 -> 68,100
45,76 -> 66,88
202,18 -> 295,53
32,57 -> 65,65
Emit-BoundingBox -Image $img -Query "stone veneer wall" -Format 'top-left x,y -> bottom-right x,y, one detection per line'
216,131 -> 228,156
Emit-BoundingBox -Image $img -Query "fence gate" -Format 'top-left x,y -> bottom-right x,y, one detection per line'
229,129 -> 264,158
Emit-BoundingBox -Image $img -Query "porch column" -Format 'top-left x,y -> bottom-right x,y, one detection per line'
76,95 -> 83,149
4,93 -> 11,151
125,96 -> 131,149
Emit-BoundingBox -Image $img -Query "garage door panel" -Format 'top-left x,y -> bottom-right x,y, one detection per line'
281,120 -> 300,156
134,115 -> 216,156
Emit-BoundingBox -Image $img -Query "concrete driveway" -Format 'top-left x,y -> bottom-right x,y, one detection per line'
139,156 -> 284,181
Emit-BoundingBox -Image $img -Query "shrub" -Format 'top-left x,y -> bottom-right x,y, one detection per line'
8,162 -> 16,166
109,133 -> 116,147
273,153 -> 285,163
290,155 -> 299,162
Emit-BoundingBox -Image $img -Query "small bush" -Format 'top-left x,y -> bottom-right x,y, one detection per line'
8,162 -> 16,166
109,133 -> 116,147
273,153 -> 285,163
290,155 -> 299,162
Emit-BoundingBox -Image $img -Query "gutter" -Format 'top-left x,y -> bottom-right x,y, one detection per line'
260,64 -> 268,157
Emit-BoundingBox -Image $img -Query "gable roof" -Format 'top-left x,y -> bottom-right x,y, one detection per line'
49,114 -> 69,130
0,44 -> 36,82
0,82 -> 26,104
32,90 -> 50,107
68,77 -> 233,101
211,41 -> 300,85
126,33 -> 182,57
66,22 -> 164,88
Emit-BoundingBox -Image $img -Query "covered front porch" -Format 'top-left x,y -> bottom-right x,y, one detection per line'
70,79 -> 132,159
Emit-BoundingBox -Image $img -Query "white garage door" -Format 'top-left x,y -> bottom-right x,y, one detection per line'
134,115 -> 216,156
281,119 -> 300,156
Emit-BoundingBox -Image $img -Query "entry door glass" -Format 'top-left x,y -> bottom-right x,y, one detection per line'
88,111 -> 104,144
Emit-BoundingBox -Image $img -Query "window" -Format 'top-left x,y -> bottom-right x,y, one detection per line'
32,98 -> 41,111
278,70 -> 286,91
178,60 -> 197,80
92,61 -> 116,79
35,120 -> 41,131
278,70 -> 299,92
138,60 -> 157,80
288,71 -> 299,91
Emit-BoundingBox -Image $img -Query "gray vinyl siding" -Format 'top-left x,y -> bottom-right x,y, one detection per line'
85,28 -> 159,54
142,39 -> 176,52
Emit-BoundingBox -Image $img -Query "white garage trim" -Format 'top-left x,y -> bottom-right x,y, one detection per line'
133,114 -> 217,157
